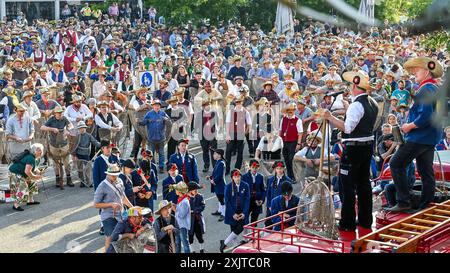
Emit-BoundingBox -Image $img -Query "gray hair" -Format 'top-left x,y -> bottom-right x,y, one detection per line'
30,143 -> 44,155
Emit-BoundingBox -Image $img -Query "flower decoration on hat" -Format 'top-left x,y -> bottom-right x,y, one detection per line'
251,162 -> 259,168
353,76 -> 360,85
233,170 -> 241,177
170,164 -> 178,172
428,61 -> 435,70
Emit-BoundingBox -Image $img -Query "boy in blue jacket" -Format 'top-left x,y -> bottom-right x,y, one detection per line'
220,169 -> 250,253
241,159 -> 266,223
271,182 -> 300,231
265,160 -> 292,227
208,148 -> 226,221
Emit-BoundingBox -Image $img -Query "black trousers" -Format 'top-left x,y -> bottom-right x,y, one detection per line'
245,134 -> 260,155
189,219 -> 204,244
200,139 -> 217,169
131,130 -> 143,158
217,194 -> 225,205
282,141 -> 297,179
230,219 -> 245,235
249,200 -> 262,223
225,140 -> 245,173
390,142 -> 435,209
339,143 -> 373,229
167,137 -> 178,164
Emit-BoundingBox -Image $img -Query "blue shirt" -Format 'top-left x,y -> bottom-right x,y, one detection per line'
405,82 -> 441,146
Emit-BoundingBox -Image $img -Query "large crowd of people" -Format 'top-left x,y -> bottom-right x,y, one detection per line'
1,2 -> 449,253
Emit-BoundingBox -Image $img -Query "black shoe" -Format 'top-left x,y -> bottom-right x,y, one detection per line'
202,168 -> 209,173
211,211 -> 221,216
249,154 -> 255,158
240,239 -> 248,245
385,204 -> 412,213
220,240 -> 226,253
67,177 -> 75,187
13,206 -> 24,211
218,215 -> 224,222
80,183 -> 86,188
89,184 -> 93,188
27,201 -> 40,205
99,227 -> 105,236
200,249 -> 205,253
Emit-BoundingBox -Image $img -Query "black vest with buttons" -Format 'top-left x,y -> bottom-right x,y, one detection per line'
342,94 -> 378,139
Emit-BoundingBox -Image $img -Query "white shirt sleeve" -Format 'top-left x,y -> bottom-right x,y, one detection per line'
225,110 -> 231,123
295,147 -> 308,158
344,101 -> 364,134
256,136 -> 265,151
113,113 -> 123,129
245,110 -> 252,125
272,136 -> 284,152
113,101 -> 124,112
95,114 -> 111,129
296,118 -> 303,133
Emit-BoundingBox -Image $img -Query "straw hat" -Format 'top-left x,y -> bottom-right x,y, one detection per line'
403,57 -> 443,78
254,97 -> 269,106
262,81 -> 274,88
174,182 -> 189,194
151,99 -> 162,106
52,62 -> 63,68
342,70 -> 371,91
201,99 -> 212,107
77,121 -> 87,129
53,105 -> 64,113
282,103 -> 296,114
154,200 -> 173,215
22,90 -> 35,98
166,97 -> 178,104
173,87 -> 185,97
105,164 -> 121,176
71,95 -> 82,103
306,134 -> 322,144
15,104 -> 26,111
97,101 -> 109,107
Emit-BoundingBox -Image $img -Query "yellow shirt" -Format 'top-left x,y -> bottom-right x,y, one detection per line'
81,7 -> 92,17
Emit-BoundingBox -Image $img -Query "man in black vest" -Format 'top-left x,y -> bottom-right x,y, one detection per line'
94,101 -> 123,143
194,99 -> 218,173
323,70 -> 378,231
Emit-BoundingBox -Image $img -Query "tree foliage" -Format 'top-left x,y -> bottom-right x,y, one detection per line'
375,0 -> 433,23
420,31 -> 450,52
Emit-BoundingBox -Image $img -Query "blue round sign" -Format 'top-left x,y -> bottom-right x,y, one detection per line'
140,72 -> 153,87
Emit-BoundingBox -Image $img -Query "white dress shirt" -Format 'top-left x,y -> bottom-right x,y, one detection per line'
343,93 -> 374,142
20,101 -> 41,122
64,104 -> 93,123
95,112 -> 123,130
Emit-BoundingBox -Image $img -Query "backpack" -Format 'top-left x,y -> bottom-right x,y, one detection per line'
12,149 -> 31,164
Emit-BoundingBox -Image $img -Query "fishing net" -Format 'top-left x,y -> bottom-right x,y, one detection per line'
295,176 -> 340,240
111,224 -> 157,253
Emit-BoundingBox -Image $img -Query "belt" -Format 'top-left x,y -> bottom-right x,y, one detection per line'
344,141 -> 373,146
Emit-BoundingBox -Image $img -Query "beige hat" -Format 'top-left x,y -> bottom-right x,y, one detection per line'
166,97 -> 178,104
97,100 -> 109,107
22,90 -> 35,98
173,87 -> 185,97
15,104 -> 26,111
53,105 -> 64,113
403,57 -> 443,78
262,81 -> 274,88
71,95 -> 82,103
254,97 -> 269,106
154,200 -> 173,215
104,164 -> 121,176
342,70 -> 371,91
174,181 -> 189,194
282,103 -> 296,114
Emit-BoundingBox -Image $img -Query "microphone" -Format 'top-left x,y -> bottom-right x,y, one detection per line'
325,90 -> 345,97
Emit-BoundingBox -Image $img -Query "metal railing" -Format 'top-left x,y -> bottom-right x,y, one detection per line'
241,203 -> 345,253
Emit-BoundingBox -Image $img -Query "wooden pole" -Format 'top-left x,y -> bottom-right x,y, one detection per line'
318,119 -> 327,178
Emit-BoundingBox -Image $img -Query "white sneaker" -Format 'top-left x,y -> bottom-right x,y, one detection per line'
372,185 -> 382,194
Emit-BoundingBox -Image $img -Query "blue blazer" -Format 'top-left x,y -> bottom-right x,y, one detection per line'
162,174 -> 184,204
224,181 -> 250,226
119,173 -> 135,205
266,175 -> 292,209
210,159 -> 226,194
189,194 -> 206,235
139,159 -> 159,182
131,169 -> 158,202
270,195 -> 300,231
92,155 -> 115,190
169,152 -> 199,183
241,171 -> 266,201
